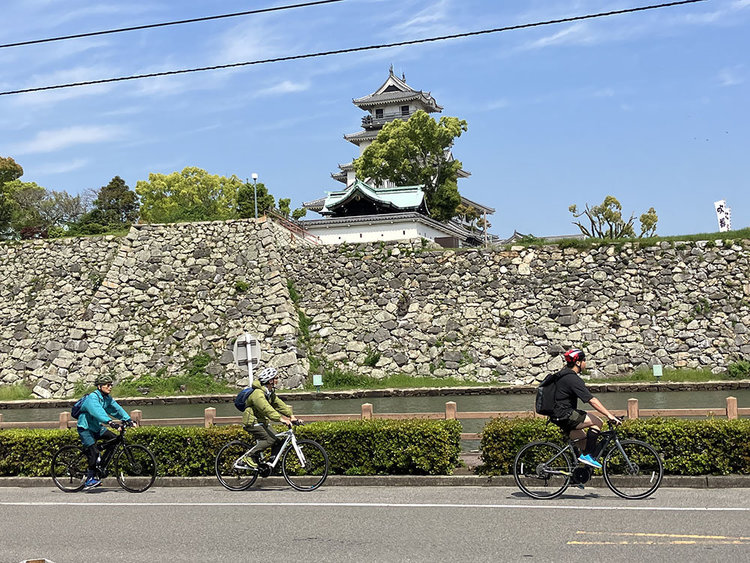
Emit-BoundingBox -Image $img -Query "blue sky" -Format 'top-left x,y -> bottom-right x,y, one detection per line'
1,0 -> 748,238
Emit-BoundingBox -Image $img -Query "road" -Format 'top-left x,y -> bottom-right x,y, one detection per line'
1,485 -> 748,562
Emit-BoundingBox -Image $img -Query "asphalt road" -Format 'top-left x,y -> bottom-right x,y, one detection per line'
1,485 -> 749,563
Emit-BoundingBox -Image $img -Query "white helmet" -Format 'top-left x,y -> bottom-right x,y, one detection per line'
258,367 -> 278,384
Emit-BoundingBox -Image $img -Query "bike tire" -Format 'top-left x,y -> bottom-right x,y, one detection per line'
51,445 -> 88,493
114,444 -> 157,493
215,440 -> 259,491
281,439 -> 329,492
513,441 -> 572,500
602,439 -> 663,500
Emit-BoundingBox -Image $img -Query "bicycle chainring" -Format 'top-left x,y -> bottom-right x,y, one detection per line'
571,466 -> 592,484
258,463 -> 272,478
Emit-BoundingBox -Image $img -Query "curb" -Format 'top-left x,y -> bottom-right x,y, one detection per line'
3,475 -> 749,488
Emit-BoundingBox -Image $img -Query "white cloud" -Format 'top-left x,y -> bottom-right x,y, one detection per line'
254,80 -> 310,97
718,67 -> 744,86
9,125 -> 125,155
35,158 -> 89,175
521,23 -> 593,50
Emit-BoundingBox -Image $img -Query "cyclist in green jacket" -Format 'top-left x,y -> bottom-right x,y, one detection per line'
77,374 -> 135,489
241,367 -> 297,470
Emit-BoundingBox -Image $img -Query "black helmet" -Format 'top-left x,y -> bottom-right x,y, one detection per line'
564,349 -> 586,365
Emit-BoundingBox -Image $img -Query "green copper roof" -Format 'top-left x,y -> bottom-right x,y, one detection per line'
321,180 -> 425,215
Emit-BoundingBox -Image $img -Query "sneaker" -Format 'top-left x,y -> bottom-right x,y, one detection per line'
235,455 -> 258,470
83,477 -> 101,490
578,454 -> 602,469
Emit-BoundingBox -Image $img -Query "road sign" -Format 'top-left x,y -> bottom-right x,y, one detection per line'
233,333 -> 261,384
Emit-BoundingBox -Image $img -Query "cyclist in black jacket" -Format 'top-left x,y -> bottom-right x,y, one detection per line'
549,349 -> 620,469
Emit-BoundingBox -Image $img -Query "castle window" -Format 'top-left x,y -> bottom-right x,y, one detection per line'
401,106 -> 409,116
375,109 -> 383,118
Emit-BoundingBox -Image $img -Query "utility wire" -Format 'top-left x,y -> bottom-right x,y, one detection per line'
0,0 -> 706,97
0,0 -> 345,49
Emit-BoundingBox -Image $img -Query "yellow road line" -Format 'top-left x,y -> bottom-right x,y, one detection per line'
576,530 -> 750,541
569,540 -> 749,546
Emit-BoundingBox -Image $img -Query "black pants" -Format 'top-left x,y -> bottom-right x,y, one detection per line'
84,430 -> 117,472
246,423 -> 280,457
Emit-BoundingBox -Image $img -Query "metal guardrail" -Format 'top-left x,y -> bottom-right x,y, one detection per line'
1,398 -> 746,441
267,209 -> 320,244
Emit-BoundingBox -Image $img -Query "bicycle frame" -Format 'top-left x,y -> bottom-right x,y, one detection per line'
235,426 -> 302,470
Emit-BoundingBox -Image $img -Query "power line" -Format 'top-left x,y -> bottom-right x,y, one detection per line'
0,0 -> 706,97
0,0 -> 345,49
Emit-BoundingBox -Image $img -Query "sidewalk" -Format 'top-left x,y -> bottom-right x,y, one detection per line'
3,474 -> 749,488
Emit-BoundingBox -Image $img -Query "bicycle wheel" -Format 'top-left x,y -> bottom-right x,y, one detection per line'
114,444 -> 157,493
281,439 -> 329,492
51,445 -> 88,493
603,439 -> 663,499
513,441 -> 572,499
215,440 -> 259,491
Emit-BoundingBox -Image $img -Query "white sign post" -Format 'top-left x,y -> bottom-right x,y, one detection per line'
714,200 -> 732,232
233,333 -> 261,385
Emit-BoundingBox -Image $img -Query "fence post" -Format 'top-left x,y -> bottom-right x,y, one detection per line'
726,396 -> 738,420
361,403 -> 373,420
627,398 -> 639,420
0,412 -> 3,425
131,409 -> 143,426
204,407 -> 216,428
59,411 -> 70,430
445,401 -> 457,420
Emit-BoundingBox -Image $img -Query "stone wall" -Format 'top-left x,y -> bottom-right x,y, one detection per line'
2,222 -> 750,398
284,239 -> 750,383
1,219 -> 307,398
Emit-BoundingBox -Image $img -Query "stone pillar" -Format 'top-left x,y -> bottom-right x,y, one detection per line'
726,396 -> 738,420
361,403 -> 373,420
445,401 -> 457,420
59,411 -> 71,430
204,407 -> 216,428
627,398 -> 639,420
131,409 -> 143,426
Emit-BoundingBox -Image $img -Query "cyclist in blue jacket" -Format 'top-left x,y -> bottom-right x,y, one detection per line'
77,374 -> 134,489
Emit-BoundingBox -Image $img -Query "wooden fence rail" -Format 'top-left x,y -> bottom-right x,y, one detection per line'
1,397 -> 747,440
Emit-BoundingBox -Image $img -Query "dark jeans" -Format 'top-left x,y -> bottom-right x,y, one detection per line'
82,429 -> 117,473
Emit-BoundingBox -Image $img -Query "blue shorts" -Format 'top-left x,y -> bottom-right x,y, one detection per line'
77,426 -> 109,448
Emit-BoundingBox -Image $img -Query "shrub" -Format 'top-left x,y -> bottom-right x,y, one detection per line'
726,360 -> 750,379
0,419 -> 461,477
477,417 -> 750,476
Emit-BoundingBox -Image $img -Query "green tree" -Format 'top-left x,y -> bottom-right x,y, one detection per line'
354,110 -> 468,222
87,176 -> 139,227
1,156 -> 24,236
136,167 -> 242,223
237,180 -> 275,218
569,195 -> 658,239
278,198 -> 291,218
292,207 -> 307,221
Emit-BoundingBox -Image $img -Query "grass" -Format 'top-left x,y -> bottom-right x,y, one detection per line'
591,365 -> 747,383
301,369 -> 507,391
0,384 -> 34,401
505,227 -> 750,251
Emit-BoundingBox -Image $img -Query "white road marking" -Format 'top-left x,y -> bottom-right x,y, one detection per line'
1,501 -> 748,511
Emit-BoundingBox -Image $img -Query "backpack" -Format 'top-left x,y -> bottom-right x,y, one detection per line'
234,388 -> 253,412
70,393 -> 90,419
535,372 -> 561,416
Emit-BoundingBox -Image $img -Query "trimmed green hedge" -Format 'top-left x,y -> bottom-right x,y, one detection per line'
0,419 -> 461,477
478,417 -> 750,476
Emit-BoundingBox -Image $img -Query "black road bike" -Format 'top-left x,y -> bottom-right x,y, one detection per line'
51,422 -> 157,493
215,421 -> 329,492
513,421 -> 664,500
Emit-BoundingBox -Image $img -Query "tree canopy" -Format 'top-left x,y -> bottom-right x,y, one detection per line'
569,195 -> 658,239
136,167 -> 242,223
237,180 -> 274,218
353,110 -> 467,222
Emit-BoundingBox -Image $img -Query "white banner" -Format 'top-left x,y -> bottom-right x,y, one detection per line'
714,200 -> 732,232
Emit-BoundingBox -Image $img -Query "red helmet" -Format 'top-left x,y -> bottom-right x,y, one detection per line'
564,349 -> 586,364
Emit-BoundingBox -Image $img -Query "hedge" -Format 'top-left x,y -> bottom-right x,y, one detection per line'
478,417 -> 750,476
0,419 -> 462,477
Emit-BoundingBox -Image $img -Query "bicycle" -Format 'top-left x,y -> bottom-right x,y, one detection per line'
215,421 -> 329,492
51,421 -> 157,493
513,420 -> 663,500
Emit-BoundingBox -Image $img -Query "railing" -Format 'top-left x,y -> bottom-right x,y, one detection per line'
361,113 -> 409,128
266,209 -> 320,245
1,398 -> 746,440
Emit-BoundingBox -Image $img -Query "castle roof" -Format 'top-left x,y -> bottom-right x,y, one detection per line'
319,179 -> 426,217
352,69 -> 442,113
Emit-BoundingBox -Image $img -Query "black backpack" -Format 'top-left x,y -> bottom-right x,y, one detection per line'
535,372 -> 561,416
